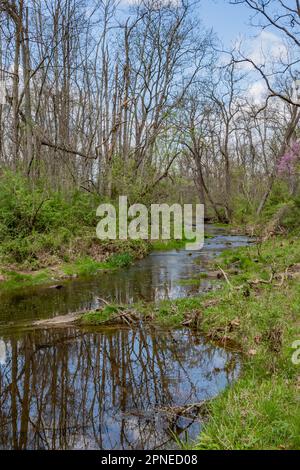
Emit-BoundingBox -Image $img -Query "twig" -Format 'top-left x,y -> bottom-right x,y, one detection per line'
97,297 -> 110,305
217,266 -> 233,288
248,272 -> 274,286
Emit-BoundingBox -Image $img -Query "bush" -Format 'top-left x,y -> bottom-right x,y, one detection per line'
0,171 -> 101,265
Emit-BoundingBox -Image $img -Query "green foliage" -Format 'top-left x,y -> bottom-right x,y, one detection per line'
0,171 -> 184,268
0,171 -> 97,236
258,179 -> 300,231
264,181 -> 290,219
280,196 -> 300,231
0,171 -> 100,265
231,194 -> 255,225
222,175 -> 300,231
107,252 -> 133,268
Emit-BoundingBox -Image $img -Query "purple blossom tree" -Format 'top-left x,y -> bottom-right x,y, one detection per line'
278,141 -> 300,175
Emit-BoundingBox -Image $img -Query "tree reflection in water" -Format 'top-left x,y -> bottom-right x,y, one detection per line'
0,327 -> 239,449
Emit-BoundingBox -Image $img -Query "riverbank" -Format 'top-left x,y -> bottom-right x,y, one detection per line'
0,239 -> 149,291
192,236 -> 300,450
0,237 -> 193,292
70,235 -> 300,450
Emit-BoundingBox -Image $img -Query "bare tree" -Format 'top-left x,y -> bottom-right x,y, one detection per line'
230,0 -> 300,107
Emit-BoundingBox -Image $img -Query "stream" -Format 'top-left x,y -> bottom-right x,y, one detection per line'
0,226 -> 251,450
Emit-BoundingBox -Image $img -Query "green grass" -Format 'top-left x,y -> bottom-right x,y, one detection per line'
62,257 -> 106,276
192,276 -> 300,449
80,305 -> 121,325
189,237 -> 300,450
0,269 -> 52,291
62,252 -> 134,277
196,376 -> 300,450
107,252 -> 133,268
0,252 -> 136,292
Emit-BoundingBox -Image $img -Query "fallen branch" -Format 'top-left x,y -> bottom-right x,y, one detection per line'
248,272 -> 274,286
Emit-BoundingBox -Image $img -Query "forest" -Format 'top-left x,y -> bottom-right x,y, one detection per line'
0,0 -> 299,453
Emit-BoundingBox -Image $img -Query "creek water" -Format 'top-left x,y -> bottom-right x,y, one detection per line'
0,226 -> 251,449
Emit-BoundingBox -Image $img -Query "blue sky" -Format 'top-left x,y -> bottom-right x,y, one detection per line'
199,0 -> 254,46
118,0 -> 287,103
119,1 -> 254,46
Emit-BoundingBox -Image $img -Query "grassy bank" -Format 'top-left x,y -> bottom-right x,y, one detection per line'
79,235 -> 300,450
0,249 -> 147,291
192,236 -> 300,450
0,232 -> 194,292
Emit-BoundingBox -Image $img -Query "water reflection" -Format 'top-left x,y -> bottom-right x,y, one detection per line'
0,327 -> 239,450
0,229 -> 251,326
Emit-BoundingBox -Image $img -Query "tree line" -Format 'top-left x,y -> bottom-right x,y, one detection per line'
0,0 -> 299,223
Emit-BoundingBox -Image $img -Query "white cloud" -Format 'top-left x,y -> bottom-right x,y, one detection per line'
249,30 -> 288,66
235,31 -> 288,104
247,80 -> 267,104
235,30 -> 288,72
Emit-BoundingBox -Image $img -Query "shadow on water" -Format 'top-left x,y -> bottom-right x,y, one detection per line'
0,326 -> 239,450
0,226 -> 251,449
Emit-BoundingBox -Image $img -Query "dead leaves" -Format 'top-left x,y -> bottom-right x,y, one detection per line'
207,317 -> 241,347
264,326 -> 283,353
228,318 -> 240,331
254,334 -> 262,345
